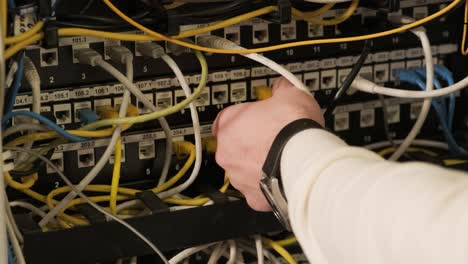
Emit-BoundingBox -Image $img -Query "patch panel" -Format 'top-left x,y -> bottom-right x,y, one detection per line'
109,143 -> 126,164
334,112 -> 350,131
194,87 -> 211,107
53,104 -> 73,125
360,109 -> 375,128
138,94 -> 155,114
94,99 -> 112,111
156,91 -> 173,111
308,23 -> 324,38
138,141 -> 156,160
338,68 -> 352,86
252,23 -> 269,44
390,62 -> 406,81
410,102 -> 424,120
174,90 -> 190,110
406,59 -> 422,69
250,79 -> 268,99
374,64 -> 390,83
47,152 -> 64,174
74,101 -> 92,122
386,104 -> 401,124
320,69 -> 337,90
280,21 -> 297,41
304,72 -> 320,92
212,84 -> 229,105
230,82 -> 248,103
77,148 -> 96,168
39,48 -> 59,67
224,26 -> 241,45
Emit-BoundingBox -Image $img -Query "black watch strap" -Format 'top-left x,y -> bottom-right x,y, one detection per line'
262,118 -> 323,180
260,118 -> 323,230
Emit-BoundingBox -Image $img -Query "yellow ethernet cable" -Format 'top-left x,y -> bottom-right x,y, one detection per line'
292,0 -> 358,26
263,239 -> 297,264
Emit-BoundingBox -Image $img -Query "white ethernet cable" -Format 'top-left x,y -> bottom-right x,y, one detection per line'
208,242 -> 226,264
3,123 -> 49,138
0,24 -> 9,264
9,201 -> 48,218
5,60 -> 18,89
389,27 -> 433,161
226,240 -> 237,264
23,57 -> 41,115
94,56 -> 174,190
6,146 -> 170,264
158,54 -> 203,198
38,47 -> 133,227
136,42 -> 202,190
255,235 -> 265,264
169,243 -> 215,264
17,56 -> 42,163
197,35 -> 311,95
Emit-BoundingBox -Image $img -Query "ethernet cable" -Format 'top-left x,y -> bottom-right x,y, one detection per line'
4,52 -> 25,127
9,201 -> 48,218
208,242 -> 226,264
433,65 -> 456,130
79,51 -> 207,131
169,243 -> 215,264
98,0 -> 461,55
197,35 -> 310,95
5,60 -> 17,88
92,56 -> 174,199
255,235 -> 264,264
4,0 -> 460,60
237,240 -> 281,264
104,45 -> 133,215
407,69 -> 467,154
3,124 -> 50,138
6,146 -> 170,263
135,42 -> 201,190
227,240 -> 237,264
0,22 -> 11,264
158,54 -> 202,198
388,27 -> 433,161
292,0 -> 358,26
38,48 -> 139,226
263,238 -> 297,264
2,111 -> 88,142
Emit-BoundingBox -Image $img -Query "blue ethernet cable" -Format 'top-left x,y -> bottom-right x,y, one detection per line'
4,52 -> 25,127
2,111 -> 88,142
7,0 -> 15,8
414,68 -> 447,120
8,242 -> 14,264
434,65 -> 456,131
398,69 -> 466,154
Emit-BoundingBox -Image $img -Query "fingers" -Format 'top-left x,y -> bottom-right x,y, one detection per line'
271,77 -> 306,99
212,102 -> 252,137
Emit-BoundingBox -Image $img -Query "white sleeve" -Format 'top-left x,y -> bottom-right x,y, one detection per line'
281,129 -> 468,264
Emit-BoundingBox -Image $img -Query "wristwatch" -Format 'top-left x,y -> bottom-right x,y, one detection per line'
260,118 -> 323,230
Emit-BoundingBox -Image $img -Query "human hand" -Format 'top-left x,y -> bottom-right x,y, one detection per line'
212,78 -> 324,211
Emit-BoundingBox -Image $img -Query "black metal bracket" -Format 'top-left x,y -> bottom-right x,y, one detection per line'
136,190 -> 170,214
262,0 -> 291,24
22,201 -> 283,264
76,204 -> 107,224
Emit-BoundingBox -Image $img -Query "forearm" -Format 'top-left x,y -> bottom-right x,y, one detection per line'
281,130 -> 468,264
